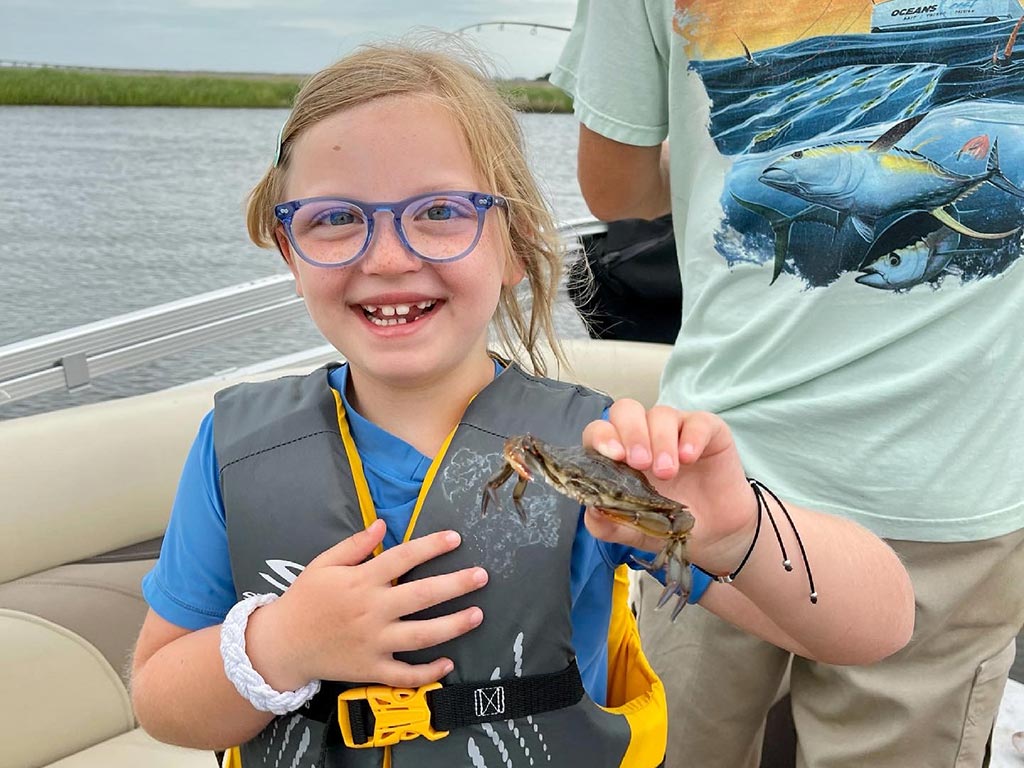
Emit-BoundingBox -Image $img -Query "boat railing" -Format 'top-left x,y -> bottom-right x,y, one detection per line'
0,218 -> 605,407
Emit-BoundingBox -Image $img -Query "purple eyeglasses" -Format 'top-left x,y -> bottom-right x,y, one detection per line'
273,190 -> 508,267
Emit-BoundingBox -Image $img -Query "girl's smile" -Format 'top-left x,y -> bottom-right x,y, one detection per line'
352,292 -> 442,331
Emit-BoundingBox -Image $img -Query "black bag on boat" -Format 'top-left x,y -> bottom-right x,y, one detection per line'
568,214 -> 681,345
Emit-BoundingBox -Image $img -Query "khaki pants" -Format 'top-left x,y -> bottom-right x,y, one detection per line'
636,529 -> 1024,768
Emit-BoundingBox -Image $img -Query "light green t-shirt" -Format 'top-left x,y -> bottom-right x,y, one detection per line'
553,0 -> 1024,542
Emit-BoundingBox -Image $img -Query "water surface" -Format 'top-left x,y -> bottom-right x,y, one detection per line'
0,107 -> 589,418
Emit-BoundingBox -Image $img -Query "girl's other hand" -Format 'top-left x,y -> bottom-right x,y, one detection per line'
245,519 -> 487,691
581,400 -> 759,576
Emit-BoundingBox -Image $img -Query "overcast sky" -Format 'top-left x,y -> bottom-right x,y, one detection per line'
0,0 -> 578,78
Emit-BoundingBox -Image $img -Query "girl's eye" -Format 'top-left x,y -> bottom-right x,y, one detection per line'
324,210 -> 358,226
425,205 -> 454,221
411,198 -> 474,222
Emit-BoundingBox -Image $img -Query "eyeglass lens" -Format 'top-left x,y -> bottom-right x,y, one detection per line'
289,194 -> 482,264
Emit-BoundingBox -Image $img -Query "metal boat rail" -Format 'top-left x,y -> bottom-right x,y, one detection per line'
0,218 -> 605,407
0,275 -> 304,406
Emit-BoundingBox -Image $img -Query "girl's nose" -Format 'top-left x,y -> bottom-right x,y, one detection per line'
359,211 -> 422,275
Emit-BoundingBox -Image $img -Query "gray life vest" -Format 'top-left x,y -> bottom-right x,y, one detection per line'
214,362 -> 664,768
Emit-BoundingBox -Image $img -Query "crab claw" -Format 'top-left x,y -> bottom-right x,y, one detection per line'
656,581 -> 681,609
670,589 -> 688,621
656,573 -> 691,621
631,542 -> 692,621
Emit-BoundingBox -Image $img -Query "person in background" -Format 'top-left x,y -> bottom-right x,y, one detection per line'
129,38 -> 914,768
552,2 -> 1024,766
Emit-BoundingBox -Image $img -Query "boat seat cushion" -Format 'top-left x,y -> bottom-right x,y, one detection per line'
44,728 -> 212,768
0,608 -> 135,768
0,560 -> 153,690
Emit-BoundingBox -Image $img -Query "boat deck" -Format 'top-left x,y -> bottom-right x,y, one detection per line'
995,678 -> 1024,765
996,638 -> 1024,763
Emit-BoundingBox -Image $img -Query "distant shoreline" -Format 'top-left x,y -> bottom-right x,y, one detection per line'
0,66 -> 573,112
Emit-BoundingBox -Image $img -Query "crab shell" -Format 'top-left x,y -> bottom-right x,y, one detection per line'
486,435 -> 697,620
506,435 -> 694,535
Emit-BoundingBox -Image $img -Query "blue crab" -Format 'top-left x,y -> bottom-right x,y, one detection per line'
482,434 -> 696,619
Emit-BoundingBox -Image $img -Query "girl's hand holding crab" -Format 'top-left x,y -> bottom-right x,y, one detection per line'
581,399 -> 759,577
582,398 -> 916,665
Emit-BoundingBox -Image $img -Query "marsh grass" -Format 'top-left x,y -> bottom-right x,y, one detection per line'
0,68 -> 573,112
0,68 -> 302,108
497,81 -> 573,113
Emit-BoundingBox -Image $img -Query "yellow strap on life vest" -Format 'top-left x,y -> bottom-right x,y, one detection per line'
404,426 -> 458,543
332,386 -> 460,549
601,566 -> 668,767
334,388 -> 383,555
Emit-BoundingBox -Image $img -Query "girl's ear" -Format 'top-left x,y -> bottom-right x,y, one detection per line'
275,228 -> 304,297
503,253 -> 526,287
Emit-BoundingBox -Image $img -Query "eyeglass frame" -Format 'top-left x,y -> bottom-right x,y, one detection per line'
273,190 -> 508,268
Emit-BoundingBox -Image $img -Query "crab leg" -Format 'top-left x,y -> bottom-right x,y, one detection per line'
481,463 -> 515,516
510,476 -> 530,522
631,539 -> 692,621
595,507 -> 676,538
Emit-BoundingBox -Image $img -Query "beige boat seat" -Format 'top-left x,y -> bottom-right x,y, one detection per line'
0,339 -> 672,768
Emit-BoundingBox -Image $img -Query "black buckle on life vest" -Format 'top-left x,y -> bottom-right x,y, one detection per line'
309,659 -> 584,749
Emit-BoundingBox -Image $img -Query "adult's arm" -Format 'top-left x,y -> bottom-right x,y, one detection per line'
578,127 -> 671,221
552,0 -> 672,221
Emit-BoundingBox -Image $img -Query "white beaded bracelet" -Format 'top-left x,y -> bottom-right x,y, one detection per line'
220,593 -> 321,716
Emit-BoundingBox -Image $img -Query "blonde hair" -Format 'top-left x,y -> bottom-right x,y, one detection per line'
246,38 -> 568,375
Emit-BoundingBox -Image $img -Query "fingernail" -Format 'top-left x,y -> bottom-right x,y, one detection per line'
655,452 -> 674,472
472,568 -> 488,586
444,531 -> 461,546
680,443 -> 696,459
630,445 -> 651,465
598,439 -> 625,458
469,607 -> 484,626
442,659 -> 454,675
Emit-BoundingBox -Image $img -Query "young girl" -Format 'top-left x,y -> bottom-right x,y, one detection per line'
130,41 -> 914,768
